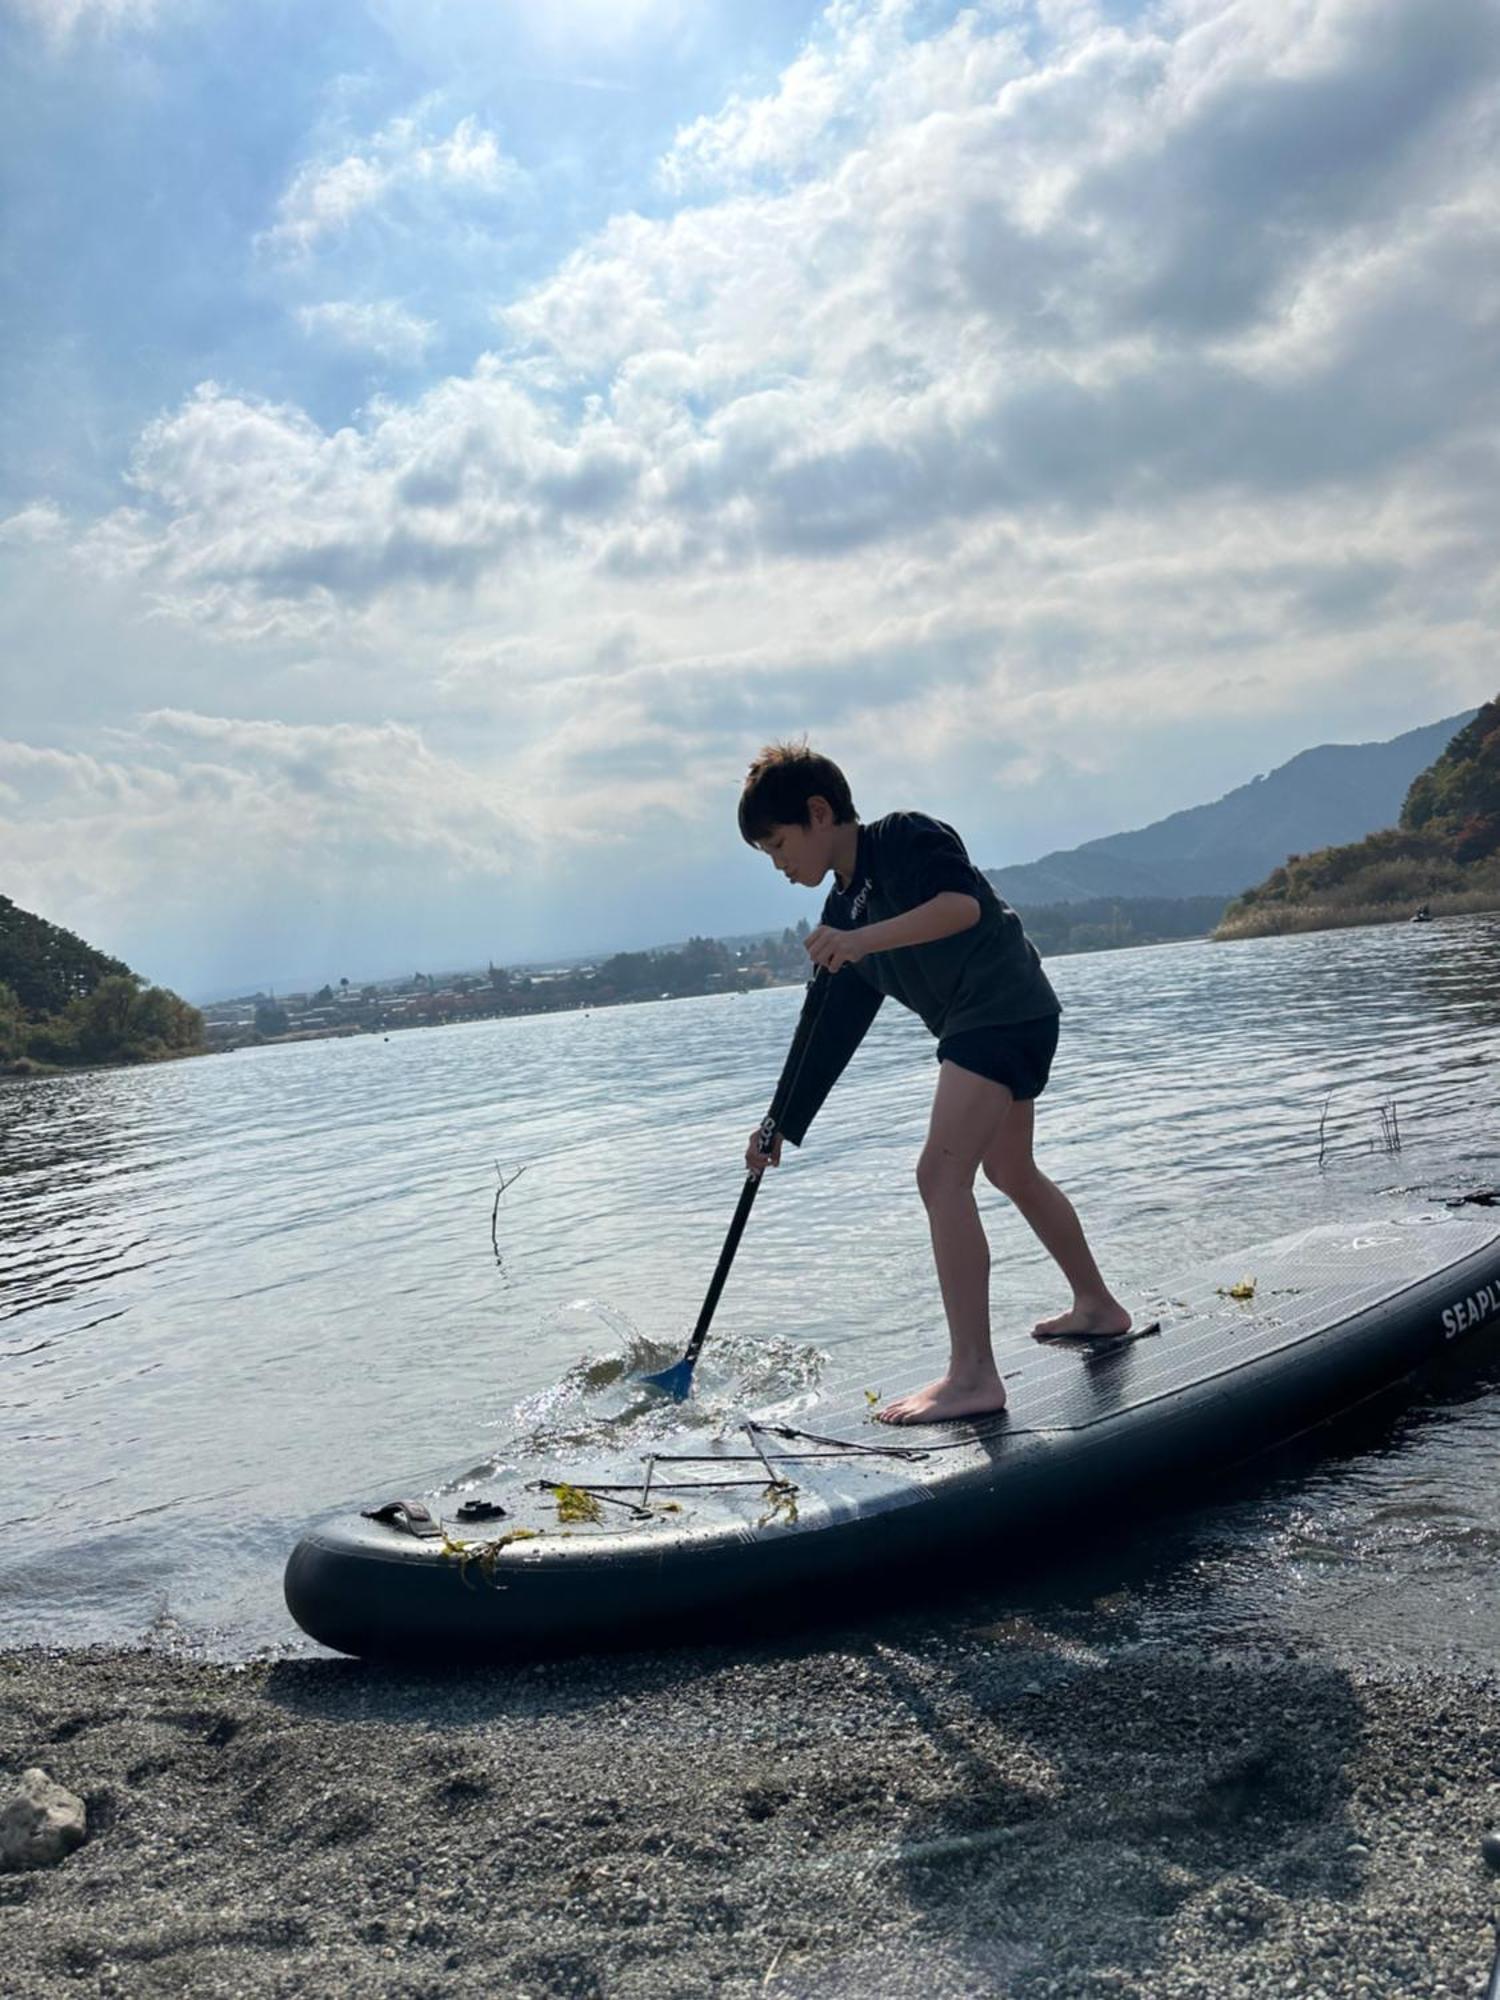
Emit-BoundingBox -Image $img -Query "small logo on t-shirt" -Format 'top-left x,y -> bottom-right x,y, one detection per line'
848,878 -> 872,923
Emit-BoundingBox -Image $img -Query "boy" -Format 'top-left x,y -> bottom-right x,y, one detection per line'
738,742 -> 1128,1426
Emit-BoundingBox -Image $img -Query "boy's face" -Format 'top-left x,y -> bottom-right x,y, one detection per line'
756,795 -> 837,888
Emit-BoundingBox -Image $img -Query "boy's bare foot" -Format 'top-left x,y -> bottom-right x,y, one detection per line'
1033,1300 -> 1131,1340
875,1373 -> 1008,1425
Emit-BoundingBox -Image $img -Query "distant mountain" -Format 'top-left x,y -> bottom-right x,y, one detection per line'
985,711 -> 1478,906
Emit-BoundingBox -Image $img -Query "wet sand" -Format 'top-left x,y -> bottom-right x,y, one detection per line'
5,1607 -> 1499,1998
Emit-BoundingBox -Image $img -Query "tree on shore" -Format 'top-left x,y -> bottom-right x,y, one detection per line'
25,975 -> 204,1066
0,895 -> 133,1015
1401,699 -> 1500,862
0,980 -> 25,1064
0,895 -> 203,1071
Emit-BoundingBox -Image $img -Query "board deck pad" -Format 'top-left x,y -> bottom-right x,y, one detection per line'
862,1212 -> 1500,1437
428,1214 -> 1500,1538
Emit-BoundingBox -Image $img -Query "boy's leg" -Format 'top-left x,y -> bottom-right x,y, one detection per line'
981,1100 -> 1130,1337
876,1060 -> 1012,1426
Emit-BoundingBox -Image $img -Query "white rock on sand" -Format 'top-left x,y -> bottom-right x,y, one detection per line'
1,1766 -> 87,1871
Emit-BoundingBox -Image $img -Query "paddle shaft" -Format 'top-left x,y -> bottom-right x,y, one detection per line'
676,970 -> 834,1374
678,1166 -> 765,1371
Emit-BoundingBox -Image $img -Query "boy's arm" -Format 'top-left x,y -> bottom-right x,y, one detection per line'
774,972 -> 884,1147
806,890 -> 978,972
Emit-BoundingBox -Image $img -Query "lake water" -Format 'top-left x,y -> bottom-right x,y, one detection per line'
2,916 -> 1498,1663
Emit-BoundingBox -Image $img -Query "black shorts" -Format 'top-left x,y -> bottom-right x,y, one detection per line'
936,1014 -> 1060,1101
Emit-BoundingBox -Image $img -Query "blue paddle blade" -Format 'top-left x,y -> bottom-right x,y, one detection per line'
638,1357 -> 695,1401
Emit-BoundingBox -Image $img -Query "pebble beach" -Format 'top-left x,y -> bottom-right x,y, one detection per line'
5,1606 -> 1500,1999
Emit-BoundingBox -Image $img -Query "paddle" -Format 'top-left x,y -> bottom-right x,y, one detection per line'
640,969 -> 834,1401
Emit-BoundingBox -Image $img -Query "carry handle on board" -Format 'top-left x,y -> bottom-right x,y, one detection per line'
639,969 -> 834,1401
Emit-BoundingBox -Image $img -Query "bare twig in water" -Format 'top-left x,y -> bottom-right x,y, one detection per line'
1317,1093 -> 1402,1167
1378,1099 -> 1402,1155
490,1161 -> 527,1267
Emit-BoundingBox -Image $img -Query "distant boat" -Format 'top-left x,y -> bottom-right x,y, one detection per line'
1411,904 -> 1434,923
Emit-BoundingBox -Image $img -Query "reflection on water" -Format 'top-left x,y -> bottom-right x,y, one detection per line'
1,913 -> 1497,1656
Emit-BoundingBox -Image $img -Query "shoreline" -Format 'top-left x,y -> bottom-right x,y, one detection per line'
1215,892 -> 1500,942
0,1046 -> 209,1081
24,904 -> 1490,1086
6,1618 -> 1500,1998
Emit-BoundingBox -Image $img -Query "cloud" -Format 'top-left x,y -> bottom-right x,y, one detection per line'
8,0 -> 1498,985
80,370 -> 645,623
0,501 -> 66,544
43,0 -> 1493,635
265,112 -> 523,257
660,0 -> 929,191
1076,0 -> 1500,339
0,712 -> 534,983
296,299 -> 437,364
5,0 -> 161,42
657,0 -> 1076,199
97,1 -> 1472,616
1,710 -> 528,866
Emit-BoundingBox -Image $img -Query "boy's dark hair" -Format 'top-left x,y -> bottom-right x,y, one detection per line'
738,742 -> 857,845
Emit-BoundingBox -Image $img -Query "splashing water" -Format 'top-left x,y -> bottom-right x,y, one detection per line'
439,1296 -> 828,1496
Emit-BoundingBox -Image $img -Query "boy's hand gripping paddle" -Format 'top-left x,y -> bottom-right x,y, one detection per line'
640,970 -> 833,1401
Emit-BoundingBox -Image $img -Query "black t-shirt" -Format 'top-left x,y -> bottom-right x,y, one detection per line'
772,812 -> 1059,1146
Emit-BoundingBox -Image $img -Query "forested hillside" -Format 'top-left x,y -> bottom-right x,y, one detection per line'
1217,700 -> 1500,937
0,896 -> 203,1073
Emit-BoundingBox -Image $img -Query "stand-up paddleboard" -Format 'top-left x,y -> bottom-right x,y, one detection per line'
285,1212 -> 1500,1659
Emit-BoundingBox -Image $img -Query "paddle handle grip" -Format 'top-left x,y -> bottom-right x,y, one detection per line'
751,1112 -> 778,1173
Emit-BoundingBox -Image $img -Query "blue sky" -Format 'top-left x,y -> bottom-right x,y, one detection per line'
2,0 -> 1496,997
1,0 -> 829,508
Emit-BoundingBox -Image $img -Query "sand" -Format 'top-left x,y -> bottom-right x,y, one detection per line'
5,1601 -> 1500,1999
